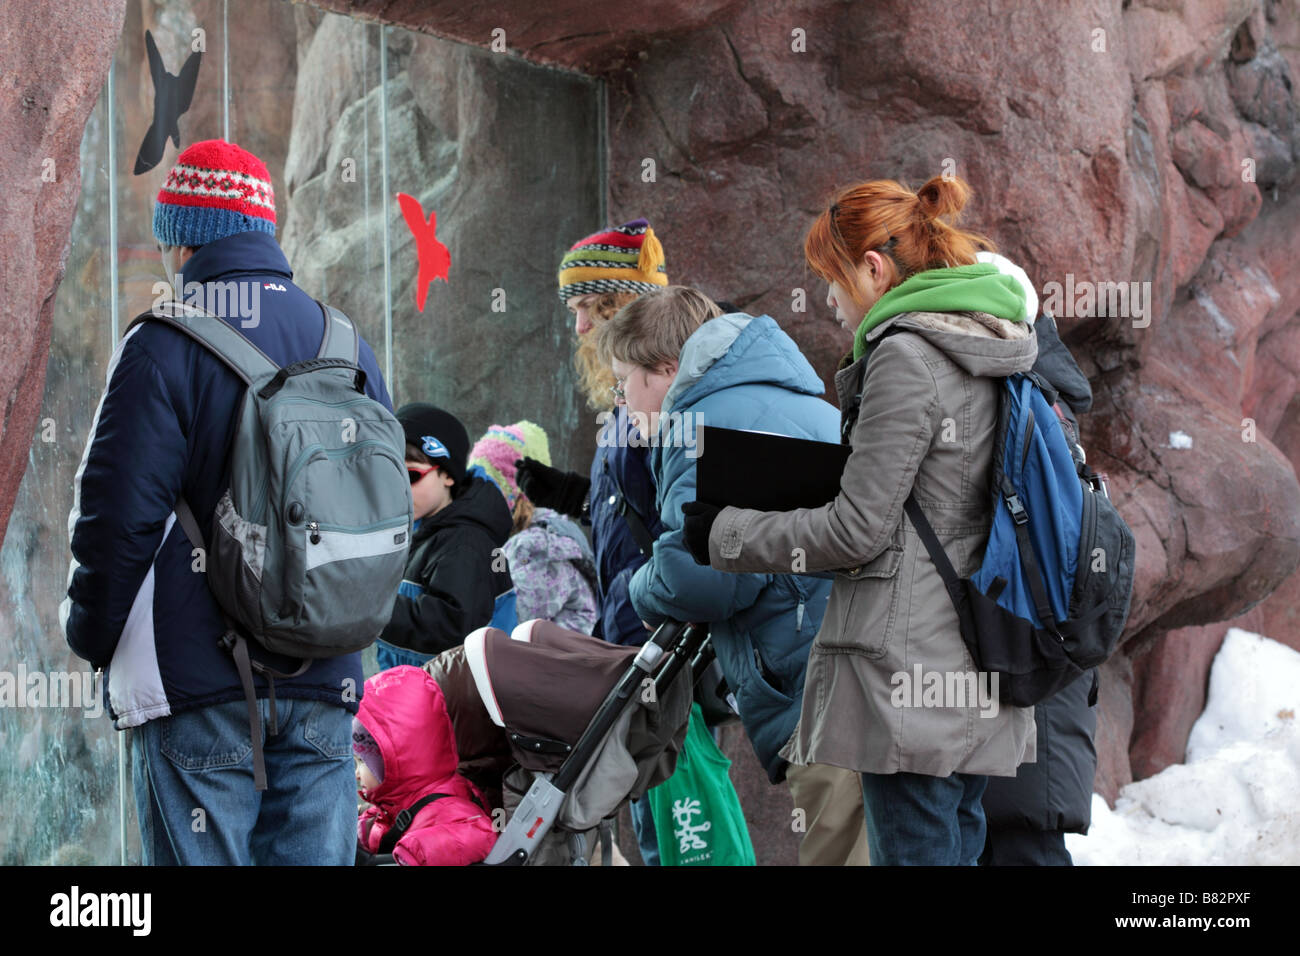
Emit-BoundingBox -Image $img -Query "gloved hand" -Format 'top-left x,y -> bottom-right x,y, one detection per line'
515,458 -> 591,519
681,500 -> 721,565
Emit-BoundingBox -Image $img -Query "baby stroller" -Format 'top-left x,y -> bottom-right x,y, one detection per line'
360,618 -> 707,865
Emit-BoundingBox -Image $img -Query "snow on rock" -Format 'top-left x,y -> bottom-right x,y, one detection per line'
1067,628 -> 1300,865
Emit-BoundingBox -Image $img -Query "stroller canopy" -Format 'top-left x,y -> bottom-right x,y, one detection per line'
466,620 -> 638,768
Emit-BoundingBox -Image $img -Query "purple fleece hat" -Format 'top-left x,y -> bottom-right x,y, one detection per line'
351,717 -> 384,784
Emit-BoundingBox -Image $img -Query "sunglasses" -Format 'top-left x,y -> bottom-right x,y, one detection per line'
407,463 -> 438,484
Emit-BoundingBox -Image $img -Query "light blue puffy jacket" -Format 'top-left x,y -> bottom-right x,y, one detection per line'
630,313 -> 839,782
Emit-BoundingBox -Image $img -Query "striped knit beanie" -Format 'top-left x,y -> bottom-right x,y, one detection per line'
556,218 -> 668,304
152,139 -> 276,248
469,422 -> 551,510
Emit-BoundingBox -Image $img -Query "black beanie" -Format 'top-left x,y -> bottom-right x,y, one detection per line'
396,403 -> 469,485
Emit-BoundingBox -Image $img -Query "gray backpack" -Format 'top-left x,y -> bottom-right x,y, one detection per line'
126,299 -> 413,788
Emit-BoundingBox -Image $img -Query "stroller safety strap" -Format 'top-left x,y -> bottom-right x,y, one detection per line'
376,793 -> 452,855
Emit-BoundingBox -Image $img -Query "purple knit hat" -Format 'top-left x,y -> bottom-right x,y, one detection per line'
351,717 -> 384,784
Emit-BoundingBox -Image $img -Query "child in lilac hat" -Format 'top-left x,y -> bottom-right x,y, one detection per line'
469,422 -> 598,634
352,717 -> 385,791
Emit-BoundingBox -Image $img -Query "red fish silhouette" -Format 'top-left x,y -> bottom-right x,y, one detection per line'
397,192 -> 451,312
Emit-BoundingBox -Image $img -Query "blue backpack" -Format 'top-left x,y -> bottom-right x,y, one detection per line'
903,369 -> 1136,707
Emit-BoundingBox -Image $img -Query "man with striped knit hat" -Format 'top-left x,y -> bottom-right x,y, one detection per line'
61,140 -> 394,865
511,219 -> 672,863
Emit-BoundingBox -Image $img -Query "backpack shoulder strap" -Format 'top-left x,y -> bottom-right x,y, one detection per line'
125,300 -> 280,386
316,302 -> 360,364
601,456 -> 656,556
842,324 -> 911,444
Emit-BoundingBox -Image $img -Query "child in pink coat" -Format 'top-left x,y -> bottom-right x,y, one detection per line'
354,665 -> 497,866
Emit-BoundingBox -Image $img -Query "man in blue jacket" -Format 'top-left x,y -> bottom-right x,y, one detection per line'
60,140 -> 392,865
596,284 -> 872,865
515,219 -> 671,863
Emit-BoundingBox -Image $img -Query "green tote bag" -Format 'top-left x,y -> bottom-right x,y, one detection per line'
648,703 -> 756,866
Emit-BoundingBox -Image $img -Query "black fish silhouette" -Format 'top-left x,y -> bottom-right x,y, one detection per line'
133,29 -> 201,175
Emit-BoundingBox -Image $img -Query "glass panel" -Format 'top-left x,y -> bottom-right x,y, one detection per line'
1,0 -> 605,863
116,0 -> 229,322
385,33 -> 604,472
275,10 -> 387,393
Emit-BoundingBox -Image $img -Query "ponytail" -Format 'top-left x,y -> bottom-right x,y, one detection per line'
804,175 -> 995,299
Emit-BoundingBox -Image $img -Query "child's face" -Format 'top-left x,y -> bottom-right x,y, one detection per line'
408,460 -> 455,520
354,755 -> 380,793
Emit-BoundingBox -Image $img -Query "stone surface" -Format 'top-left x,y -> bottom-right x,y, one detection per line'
600,0 -> 1300,806
1128,623 -> 1228,782
0,0 -> 126,544
306,0 -> 750,73
3,0 -> 1300,864
1094,652 -> 1137,804
277,22 -> 605,469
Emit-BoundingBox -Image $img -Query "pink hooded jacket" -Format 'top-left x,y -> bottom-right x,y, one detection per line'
356,665 -> 498,866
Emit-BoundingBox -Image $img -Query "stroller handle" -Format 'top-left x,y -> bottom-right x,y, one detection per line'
631,620 -> 690,674
481,619 -> 708,865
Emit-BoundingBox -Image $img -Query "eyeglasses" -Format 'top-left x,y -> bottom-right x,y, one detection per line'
407,464 -> 437,484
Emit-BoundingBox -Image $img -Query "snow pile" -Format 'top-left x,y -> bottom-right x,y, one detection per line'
1067,627 -> 1300,865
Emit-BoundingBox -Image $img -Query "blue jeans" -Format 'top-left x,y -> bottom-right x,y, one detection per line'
374,639 -> 434,671
131,697 -> 356,865
629,796 -> 659,866
859,771 -> 988,866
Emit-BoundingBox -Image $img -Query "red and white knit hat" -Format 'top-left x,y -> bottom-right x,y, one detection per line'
152,139 -> 276,248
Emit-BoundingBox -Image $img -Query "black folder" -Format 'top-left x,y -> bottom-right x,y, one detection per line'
695,425 -> 850,511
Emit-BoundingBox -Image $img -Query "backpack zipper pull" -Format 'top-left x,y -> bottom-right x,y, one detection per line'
307,520 -> 321,545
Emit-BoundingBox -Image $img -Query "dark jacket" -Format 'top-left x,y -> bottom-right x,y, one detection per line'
982,311 -> 1099,834
61,230 -> 391,727
589,405 -> 665,647
380,475 -> 513,656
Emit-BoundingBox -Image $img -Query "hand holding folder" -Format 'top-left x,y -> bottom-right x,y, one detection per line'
694,426 -> 851,512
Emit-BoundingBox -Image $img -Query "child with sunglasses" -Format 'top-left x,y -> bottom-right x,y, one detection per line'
373,403 -> 514,671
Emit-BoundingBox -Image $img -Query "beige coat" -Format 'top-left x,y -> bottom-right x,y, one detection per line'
707,311 -> 1039,776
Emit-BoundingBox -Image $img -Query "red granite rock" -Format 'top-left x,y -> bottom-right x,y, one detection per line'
1094,652 -> 1137,805
0,0 -> 126,542
1128,623 -> 1226,782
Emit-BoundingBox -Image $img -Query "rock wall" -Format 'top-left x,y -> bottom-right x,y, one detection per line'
0,0 -> 125,543
601,0 -> 1300,805
2,0 -> 1298,862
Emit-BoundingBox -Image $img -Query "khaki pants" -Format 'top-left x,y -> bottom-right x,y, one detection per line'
786,762 -> 871,866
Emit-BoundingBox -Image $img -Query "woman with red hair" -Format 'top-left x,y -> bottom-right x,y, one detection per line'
682,175 -> 1041,865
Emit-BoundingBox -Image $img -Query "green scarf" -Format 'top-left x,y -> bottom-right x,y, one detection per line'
852,263 -> 1027,361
